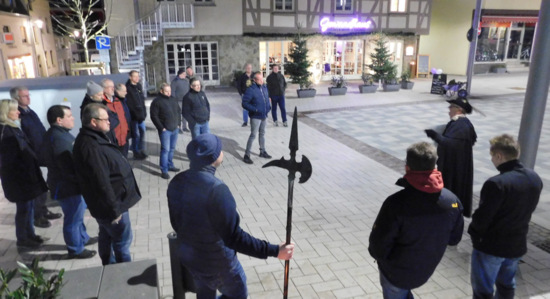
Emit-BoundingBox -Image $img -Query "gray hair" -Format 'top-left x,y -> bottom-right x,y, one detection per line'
9,86 -> 28,101
406,142 -> 438,171
101,78 -> 114,88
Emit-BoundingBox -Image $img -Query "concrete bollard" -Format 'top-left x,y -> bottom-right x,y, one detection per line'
167,232 -> 196,298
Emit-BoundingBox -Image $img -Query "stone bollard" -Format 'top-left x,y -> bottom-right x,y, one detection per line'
167,232 -> 196,298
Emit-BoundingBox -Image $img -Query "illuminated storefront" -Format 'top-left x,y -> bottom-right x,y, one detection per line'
7,54 -> 35,79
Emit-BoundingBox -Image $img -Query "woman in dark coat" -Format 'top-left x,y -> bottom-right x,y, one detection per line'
0,99 -> 49,248
425,98 -> 477,217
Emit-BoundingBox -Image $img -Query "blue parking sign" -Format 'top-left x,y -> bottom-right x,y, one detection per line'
96,36 -> 111,50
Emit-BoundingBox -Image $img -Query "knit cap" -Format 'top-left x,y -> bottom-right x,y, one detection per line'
186,133 -> 223,169
87,81 -> 103,97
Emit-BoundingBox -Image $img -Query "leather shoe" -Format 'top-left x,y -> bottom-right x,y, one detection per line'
85,236 -> 98,246
259,151 -> 272,159
34,218 -> 51,228
241,122 -> 248,127
161,172 -> 170,179
68,249 -> 97,259
44,210 -> 62,220
243,155 -> 253,164
168,167 -> 180,172
31,235 -> 50,244
16,239 -> 42,249
134,152 -> 146,160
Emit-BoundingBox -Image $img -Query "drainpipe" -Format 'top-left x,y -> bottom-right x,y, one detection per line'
465,0 -> 483,95
518,0 -> 550,169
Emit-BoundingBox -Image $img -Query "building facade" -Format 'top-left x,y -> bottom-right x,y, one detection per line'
109,0 -> 434,88
0,0 -> 60,81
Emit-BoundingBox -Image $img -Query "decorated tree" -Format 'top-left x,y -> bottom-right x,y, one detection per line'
285,31 -> 312,90
368,34 -> 397,84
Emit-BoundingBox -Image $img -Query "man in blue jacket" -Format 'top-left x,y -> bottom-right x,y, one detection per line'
40,105 -> 96,259
167,134 -> 294,298
10,86 -> 62,228
242,72 -> 271,164
469,134 -> 542,299
369,142 -> 464,298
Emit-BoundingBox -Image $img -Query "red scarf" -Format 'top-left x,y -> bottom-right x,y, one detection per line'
403,169 -> 444,193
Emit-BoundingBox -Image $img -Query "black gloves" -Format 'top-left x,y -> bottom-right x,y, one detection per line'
425,129 -> 438,140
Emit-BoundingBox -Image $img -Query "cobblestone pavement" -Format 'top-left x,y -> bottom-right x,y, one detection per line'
1,72 -> 550,298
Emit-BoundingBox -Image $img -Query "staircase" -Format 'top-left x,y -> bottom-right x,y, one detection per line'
115,3 -> 194,91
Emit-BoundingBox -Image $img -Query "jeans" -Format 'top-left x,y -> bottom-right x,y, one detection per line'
242,109 -> 249,124
159,129 -> 178,173
33,191 -> 48,219
96,211 -> 132,265
191,122 -> 210,139
189,256 -> 248,299
471,248 -> 520,299
245,118 -> 266,156
379,270 -> 414,299
15,200 -> 36,242
131,121 -> 146,154
58,195 -> 90,255
271,95 -> 287,122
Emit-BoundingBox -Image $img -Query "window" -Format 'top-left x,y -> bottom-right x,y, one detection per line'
390,0 -> 407,12
3,26 -> 9,33
336,0 -> 352,11
20,26 -> 28,43
194,0 -> 214,4
166,42 -> 219,84
275,0 -> 293,11
50,51 -> 55,67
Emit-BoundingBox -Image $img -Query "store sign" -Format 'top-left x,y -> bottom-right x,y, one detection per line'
320,17 -> 372,32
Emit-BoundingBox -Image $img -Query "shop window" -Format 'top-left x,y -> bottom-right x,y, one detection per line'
259,41 -> 293,78
322,40 -> 363,76
476,26 -> 507,62
274,0 -> 293,11
336,0 -> 352,12
390,0 -> 407,12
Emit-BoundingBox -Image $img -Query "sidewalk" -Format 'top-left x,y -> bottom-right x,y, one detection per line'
1,71 -> 550,298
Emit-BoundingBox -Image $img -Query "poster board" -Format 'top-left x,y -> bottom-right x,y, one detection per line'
417,54 -> 430,78
430,74 -> 447,95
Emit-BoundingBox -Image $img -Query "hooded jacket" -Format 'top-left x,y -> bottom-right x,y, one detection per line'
369,172 -> 464,289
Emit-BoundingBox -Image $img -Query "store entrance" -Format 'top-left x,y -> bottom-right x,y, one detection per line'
322,40 -> 364,80
259,41 -> 292,78
506,23 -> 535,61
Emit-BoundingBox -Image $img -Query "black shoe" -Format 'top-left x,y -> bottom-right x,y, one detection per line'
17,239 -> 42,249
179,128 -> 184,134
182,128 -> 190,132
141,152 -> 149,159
168,167 -> 180,172
85,236 -> 98,246
30,235 -> 50,244
134,152 -> 146,160
283,122 -> 288,127
34,218 -> 51,228
259,151 -> 272,159
161,172 -> 170,179
243,155 -> 253,164
44,210 -> 62,220
242,122 -> 248,127
68,249 -> 97,259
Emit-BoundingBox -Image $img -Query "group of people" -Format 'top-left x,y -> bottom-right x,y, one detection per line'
369,97 -> 543,299
237,63 -> 288,164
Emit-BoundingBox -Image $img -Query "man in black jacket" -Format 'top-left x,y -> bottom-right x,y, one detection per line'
41,105 -> 96,259
125,70 -> 148,160
73,103 -> 141,265
150,83 -> 181,179
369,142 -> 464,298
469,134 -> 542,299
10,86 -> 62,228
266,65 -> 287,127
182,78 -> 210,139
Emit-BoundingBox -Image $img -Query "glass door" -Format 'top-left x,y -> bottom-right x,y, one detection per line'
259,41 -> 292,78
165,42 -> 220,85
506,28 -> 522,59
322,40 -> 363,80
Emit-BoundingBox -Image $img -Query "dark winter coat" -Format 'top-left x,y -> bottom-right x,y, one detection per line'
431,117 -> 477,217
125,80 -> 147,122
0,124 -> 48,203
237,72 -> 253,96
468,160 -> 542,258
73,127 -> 141,221
182,89 -> 210,126
80,94 -> 119,145
242,83 -> 271,119
18,106 -> 46,154
266,72 -> 287,97
369,179 -> 464,290
170,76 -> 190,102
167,166 -> 279,274
40,125 -> 80,200
150,94 -> 182,133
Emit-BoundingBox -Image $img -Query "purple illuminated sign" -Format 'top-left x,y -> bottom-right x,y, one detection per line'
320,17 -> 372,32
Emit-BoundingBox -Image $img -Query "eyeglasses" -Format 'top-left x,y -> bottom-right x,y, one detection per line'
94,118 -> 110,122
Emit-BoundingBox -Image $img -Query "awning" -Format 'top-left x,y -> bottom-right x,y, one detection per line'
482,16 -> 538,23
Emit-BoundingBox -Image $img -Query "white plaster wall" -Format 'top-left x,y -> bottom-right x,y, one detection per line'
105,0 -> 136,36
190,1 -> 243,36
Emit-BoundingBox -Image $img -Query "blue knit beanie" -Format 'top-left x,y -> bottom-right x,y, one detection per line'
186,133 -> 223,169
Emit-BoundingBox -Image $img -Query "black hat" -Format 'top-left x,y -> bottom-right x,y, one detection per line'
177,69 -> 185,76
447,97 -> 472,114
186,134 -> 223,169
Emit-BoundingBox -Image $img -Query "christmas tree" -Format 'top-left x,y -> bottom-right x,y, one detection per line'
368,34 -> 397,84
286,32 -> 312,89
